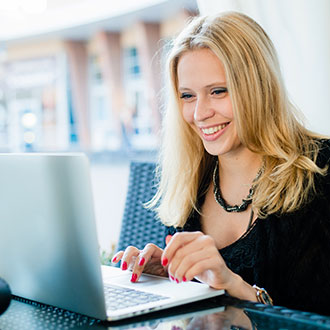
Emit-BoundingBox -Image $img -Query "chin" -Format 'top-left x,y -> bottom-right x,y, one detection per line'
202,141 -> 241,157
203,144 -> 225,156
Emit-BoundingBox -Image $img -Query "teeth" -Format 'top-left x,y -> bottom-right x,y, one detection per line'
202,123 -> 228,135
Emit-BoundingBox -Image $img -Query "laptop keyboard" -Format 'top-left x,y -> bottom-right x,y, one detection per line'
104,284 -> 169,311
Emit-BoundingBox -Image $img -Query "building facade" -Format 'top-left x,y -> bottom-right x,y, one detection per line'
0,0 -> 198,152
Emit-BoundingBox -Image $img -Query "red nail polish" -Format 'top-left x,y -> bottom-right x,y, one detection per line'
139,257 -> 145,266
112,256 -> 117,262
183,276 -> 187,282
131,273 -> 137,282
170,275 -> 175,281
162,257 -> 168,266
175,278 -> 179,283
122,261 -> 127,270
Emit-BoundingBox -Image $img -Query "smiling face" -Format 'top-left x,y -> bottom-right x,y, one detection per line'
177,48 -> 243,157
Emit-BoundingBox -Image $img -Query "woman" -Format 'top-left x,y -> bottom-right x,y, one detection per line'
112,12 -> 330,315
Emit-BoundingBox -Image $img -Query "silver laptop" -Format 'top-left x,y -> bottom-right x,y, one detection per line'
0,153 -> 224,321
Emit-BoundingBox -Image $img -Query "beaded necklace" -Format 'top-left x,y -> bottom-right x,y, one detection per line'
213,160 -> 263,213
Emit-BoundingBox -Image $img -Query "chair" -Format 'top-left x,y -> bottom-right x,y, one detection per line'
116,161 -> 166,253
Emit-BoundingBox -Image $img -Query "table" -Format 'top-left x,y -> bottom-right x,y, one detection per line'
1,295 -> 330,330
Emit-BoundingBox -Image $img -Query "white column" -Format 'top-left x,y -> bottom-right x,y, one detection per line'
197,0 -> 330,134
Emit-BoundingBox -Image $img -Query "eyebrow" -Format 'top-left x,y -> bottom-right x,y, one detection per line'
178,82 -> 227,91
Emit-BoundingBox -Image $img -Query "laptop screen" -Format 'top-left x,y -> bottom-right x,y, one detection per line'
0,153 -> 107,319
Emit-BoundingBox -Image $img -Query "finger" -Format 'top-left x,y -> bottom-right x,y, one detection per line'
186,257 -> 220,285
130,244 -> 164,282
167,235 -> 211,281
174,249 -> 213,282
161,232 -> 203,267
121,246 -> 140,271
183,252 -> 230,290
165,235 -> 172,245
111,251 -> 124,264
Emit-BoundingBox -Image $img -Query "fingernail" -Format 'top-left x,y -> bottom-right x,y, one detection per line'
183,276 -> 187,282
112,256 -> 117,262
162,257 -> 168,266
139,257 -> 145,266
131,273 -> 137,282
175,278 -> 179,283
122,261 -> 127,270
170,275 -> 175,281
165,235 -> 172,245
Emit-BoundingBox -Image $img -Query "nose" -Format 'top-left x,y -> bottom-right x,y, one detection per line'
193,96 -> 215,122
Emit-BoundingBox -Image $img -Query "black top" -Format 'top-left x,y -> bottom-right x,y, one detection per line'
166,139 -> 330,316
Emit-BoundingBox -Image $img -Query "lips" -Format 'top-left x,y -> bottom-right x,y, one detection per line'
199,122 -> 230,141
201,123 -> 229,135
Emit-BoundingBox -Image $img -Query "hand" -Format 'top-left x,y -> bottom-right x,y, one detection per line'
112,243 -> 168,282
161,232 -> 237,290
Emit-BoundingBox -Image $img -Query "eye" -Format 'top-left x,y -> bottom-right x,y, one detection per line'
211,88 -> 227,96
180,92 -> 194,100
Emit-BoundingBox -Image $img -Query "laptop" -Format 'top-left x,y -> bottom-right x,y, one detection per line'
0,153 -> 224,321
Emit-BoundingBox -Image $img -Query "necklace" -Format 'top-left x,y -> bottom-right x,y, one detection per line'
213,160 -> 263,213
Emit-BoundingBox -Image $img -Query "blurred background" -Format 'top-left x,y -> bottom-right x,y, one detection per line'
0,0 -> 329,255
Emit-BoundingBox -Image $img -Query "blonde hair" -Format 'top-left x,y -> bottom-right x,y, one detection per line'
149,12 -> 327,227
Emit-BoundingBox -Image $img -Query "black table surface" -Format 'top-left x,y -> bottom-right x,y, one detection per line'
1,295 -> 330,330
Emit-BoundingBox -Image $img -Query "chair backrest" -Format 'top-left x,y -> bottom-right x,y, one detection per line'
116,161 -> 166,253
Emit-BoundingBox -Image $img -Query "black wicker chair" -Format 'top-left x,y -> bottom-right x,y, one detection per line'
116,161 -> 166,253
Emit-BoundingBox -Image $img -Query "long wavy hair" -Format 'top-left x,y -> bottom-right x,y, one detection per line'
148,12 -> 327,227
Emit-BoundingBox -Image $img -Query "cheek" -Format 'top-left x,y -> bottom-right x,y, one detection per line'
224,98 -> 234,118
182,104 -> 195,125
